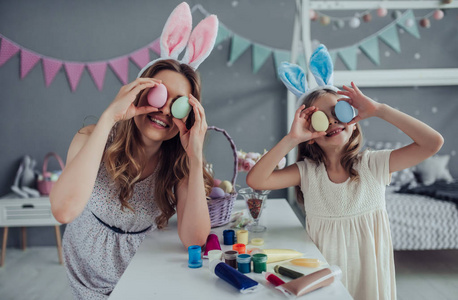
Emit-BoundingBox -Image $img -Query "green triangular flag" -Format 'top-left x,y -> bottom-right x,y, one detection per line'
215,24 -> 231,46
252,44 -> 271,74
273,50 -> 291,78
396,10 -> 420,39
338,46 -> 358,70
328,51 -> 338,66
378,25 -> 401,53
359,36 -> 380,66
297,53 -> 307,71
229,34 -> 252,65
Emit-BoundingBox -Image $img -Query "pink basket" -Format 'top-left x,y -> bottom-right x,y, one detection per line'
37,152 -> 65,196
207,126 -> 238,228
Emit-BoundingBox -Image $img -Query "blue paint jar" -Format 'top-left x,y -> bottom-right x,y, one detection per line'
188,245 -> 202,268
223,229 -> 235,245
237,254 -> 251,273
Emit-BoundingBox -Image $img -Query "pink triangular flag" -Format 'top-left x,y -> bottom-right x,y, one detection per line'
0,38 -> 20,67
42,58 -> 62,87
150,38 -> 161,55
64,62 -> 85,92
130,48 -> 150,69
87,62 -> 107,91
109,57 -> 129,85
21,49 -> 41,79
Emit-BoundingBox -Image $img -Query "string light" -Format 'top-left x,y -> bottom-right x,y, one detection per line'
310,5 -> 448,29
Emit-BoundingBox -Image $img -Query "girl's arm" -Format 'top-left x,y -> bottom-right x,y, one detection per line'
174,95 -> 211,248
246,105 -> 326,191
339,82 -> 444,173
50,78 -> 160,223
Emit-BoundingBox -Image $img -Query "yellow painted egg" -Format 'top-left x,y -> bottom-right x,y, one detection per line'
311,111 -> 329,132
219,180 -> 233,193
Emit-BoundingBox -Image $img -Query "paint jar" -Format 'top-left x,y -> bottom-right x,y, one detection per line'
207,250 -> 223,265
188,245 -> 202,268
233,243 -> 246,254
237,254 -> 252,273
203,232 -> 221,258
252,253 -> 267,273
224,250 -> 238,269
236,230 -> 249,245
223,229 -> 235,245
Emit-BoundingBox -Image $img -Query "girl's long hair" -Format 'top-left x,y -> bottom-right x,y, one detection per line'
295,89 -> 363,204
103,59 -> 213,229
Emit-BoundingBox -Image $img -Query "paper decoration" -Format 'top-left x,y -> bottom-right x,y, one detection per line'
359,36 -> 380,66
0,8 -> 429,92
229,34 -> 251,66
252,44 -> 271,73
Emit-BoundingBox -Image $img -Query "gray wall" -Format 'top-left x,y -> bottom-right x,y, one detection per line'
0,0 -> 456,247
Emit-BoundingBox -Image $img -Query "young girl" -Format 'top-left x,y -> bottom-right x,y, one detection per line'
246,45 -> 444,300
50,3 -> 218,299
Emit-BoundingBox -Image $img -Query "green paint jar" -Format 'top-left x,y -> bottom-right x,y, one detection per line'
252,253 -> 268,273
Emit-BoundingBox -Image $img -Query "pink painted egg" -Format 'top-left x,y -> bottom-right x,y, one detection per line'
213,178 -> 222,187
147,83 -> 167,108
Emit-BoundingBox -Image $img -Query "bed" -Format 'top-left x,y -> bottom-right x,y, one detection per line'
367,141 -> 458,250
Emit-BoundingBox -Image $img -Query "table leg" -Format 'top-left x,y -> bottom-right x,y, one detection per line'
1,227 -> 8,267
54,225 -> 63,265
21,227 -> 27,251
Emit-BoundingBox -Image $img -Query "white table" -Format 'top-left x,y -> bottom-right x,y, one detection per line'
110,199 -> 352,299
0,195 -> 62,266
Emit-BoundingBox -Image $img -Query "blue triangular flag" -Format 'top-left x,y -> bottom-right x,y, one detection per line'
359,36 -> 380,66
229,34 -> 252,65
397,10 -> 420,39
273,50 -> 291,78
338,46 -> 358,70
252,44 -> 271,74
215,24 -> 231,46
378,25 -> 401,53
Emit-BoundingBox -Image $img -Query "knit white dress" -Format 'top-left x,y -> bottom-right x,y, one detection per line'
296,150 -> 396,300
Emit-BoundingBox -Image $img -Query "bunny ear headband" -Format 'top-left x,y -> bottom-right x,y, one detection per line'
137,2 -> 218,77
277,44 -> 338,108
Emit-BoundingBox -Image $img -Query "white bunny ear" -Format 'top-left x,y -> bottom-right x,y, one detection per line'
181,15 -> 218,69
160,2 -> 193,59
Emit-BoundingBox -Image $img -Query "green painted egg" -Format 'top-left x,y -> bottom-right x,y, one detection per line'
171,96 -> 191,119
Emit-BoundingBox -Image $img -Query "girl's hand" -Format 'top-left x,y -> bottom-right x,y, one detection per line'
337,82 -> 381,125
288,104 -> 326,143
172,95 -> 207,160
104,78 -> 161,124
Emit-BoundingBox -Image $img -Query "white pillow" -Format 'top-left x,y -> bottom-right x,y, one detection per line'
414,154 -> 454,186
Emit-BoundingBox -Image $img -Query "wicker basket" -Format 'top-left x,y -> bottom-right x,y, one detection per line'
207,126 -> 238,228
37,152 -> 65,196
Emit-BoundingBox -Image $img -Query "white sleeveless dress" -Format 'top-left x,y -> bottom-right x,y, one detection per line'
296,150 -> 396,300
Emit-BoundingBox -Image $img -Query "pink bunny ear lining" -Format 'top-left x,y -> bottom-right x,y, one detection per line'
182,15 -> 218,69
160,2 -> 192,59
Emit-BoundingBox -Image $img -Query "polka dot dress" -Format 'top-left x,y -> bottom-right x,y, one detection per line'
62,163 -> 161,299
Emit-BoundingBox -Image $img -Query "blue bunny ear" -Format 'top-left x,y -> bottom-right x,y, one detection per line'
309,44 -> 334,86
277,62 -> 308,97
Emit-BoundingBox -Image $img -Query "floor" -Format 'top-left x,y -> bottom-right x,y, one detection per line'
0,247 -> 457,300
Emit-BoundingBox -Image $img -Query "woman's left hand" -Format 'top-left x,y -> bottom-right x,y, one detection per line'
337,82 -> 381,125
172,95 -> 207,160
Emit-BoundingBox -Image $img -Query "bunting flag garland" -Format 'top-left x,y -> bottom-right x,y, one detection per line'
0,8 -> 428,92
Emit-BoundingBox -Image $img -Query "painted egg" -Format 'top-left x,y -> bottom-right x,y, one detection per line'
147,83 -> 167,108
209,187 -> 226,199
171,96 -> 191,119
213,178 -> 222,187
311,111 -> 329,132
219,180 -> 233,193
335,101 -> 355,123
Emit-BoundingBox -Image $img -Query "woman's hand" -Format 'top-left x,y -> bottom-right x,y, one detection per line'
173,95 -> 207,160
288,104 -> 326,144
337,82 -> 382,125
104,78 -> 161,124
